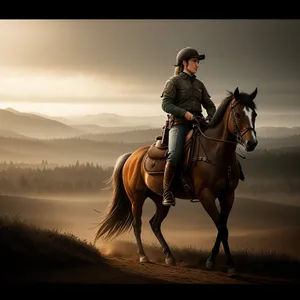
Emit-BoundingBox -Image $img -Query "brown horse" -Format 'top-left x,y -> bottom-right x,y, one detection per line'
94,87 -> 258,275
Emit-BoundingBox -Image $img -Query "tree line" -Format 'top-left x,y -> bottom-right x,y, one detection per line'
241,149 -> 300,178
0,160 -> 113,195
0,149 -> 299,196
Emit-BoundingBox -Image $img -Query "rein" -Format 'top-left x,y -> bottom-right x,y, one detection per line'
192,98 -> 257,165
194,99 -> 256,151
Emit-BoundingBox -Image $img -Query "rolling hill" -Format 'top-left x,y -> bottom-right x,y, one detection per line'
0,109 -> 83,139
0,136 -> 146,166
0,130 -> 299,167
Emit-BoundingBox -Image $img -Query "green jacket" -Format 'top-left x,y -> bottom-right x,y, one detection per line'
161,72 -> 216,121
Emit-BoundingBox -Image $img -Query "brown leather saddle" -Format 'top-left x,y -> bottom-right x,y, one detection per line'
143,126 -> 201,175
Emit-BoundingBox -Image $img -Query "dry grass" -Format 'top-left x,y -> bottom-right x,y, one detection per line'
0,215 -> 105,271
101,240 -> 300,280
1,215 -> 300,283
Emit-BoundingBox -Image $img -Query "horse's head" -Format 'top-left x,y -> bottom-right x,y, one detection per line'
228,87 -> 258,152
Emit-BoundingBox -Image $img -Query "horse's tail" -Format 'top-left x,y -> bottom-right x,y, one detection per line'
94,152 -> 133,243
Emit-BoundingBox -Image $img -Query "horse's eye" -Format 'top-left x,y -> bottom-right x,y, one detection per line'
235,112 -> 240,119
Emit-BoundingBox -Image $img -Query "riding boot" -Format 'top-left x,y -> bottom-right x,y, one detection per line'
162,161 -> 176,206
238,160 -> 245,181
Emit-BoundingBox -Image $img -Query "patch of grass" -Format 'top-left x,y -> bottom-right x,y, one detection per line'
0,215 -> 106,271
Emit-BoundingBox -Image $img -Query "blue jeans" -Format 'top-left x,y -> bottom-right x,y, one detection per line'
166,123 -> 190,167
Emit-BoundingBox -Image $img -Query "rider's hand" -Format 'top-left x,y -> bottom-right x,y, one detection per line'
184,111 -> 194,121
205,116 -> 211,123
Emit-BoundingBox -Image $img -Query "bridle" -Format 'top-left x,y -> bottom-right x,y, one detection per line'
194,98 -> 257,147
229,100 -> 257,146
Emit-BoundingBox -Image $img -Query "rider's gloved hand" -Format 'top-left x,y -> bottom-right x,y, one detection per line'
184,111 -> 194,121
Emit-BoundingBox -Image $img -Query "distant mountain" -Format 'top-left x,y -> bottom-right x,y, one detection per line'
72,124 -> 152,135
0,136 -> 146,167
0,128 -> 33,140
0,131 -> 299,168
5,108 -> 22,114
64,113 -> 167,128
3,107 -> 300,140
256,126 -> 300,138
0,109 -> 83,139
8,110 -> 167,134
79,128 -> 162,143
26,111 -> 70,124
29,113 -> 300,138
62,127 -> 300,150
256,134 -> 300,151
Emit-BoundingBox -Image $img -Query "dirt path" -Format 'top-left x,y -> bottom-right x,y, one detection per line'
109,257 -> 295,285
4,257 -> 297,285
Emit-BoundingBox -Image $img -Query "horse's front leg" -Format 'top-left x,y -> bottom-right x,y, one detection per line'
217,190 -> 235,275
197,188 -> 220,270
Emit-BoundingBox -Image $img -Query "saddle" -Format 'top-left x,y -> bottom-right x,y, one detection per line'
144,124 -> 201,175
143,116 -> 207,200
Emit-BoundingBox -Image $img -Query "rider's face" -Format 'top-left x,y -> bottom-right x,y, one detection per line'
184,58 -> 199,75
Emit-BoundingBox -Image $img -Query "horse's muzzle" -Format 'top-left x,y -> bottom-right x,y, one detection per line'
245,139 -> 258,152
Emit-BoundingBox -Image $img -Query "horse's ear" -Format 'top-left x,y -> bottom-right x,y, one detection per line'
251,87 -> 258,100
233,87 -> 240,100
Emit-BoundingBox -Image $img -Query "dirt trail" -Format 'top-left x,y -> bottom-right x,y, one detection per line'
108,257 -> 296,285
5,257 -> 296,285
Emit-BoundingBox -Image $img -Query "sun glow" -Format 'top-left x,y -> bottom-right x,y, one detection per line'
0,67 -> 149,100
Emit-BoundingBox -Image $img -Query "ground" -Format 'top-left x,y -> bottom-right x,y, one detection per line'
4,256 -> 297,285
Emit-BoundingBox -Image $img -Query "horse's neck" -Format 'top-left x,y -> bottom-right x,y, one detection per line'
201,118 -> 237,162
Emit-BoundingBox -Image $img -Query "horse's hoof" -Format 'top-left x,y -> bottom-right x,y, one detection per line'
139,256 -> 150,263
165,257 -> 176,266
205,257 -> 214,270
227,267 -> 236,277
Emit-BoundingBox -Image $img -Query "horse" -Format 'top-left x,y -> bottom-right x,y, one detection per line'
94,87 -> 258,275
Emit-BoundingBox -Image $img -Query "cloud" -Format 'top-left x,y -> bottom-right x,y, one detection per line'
0,19 -> 299,112
0,67 -> 160,103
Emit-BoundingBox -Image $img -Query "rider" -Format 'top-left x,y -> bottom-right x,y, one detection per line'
161,46 -> 216,206
161,47 -> 246,207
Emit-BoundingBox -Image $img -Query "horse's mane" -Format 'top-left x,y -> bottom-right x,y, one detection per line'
207,90 -> 257,128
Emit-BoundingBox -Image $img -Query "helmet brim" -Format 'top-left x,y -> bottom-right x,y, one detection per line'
196,54 -> 206,60
174,54 -> 206,66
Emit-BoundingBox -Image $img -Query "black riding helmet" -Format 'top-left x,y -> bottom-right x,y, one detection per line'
174,47 -> 205,66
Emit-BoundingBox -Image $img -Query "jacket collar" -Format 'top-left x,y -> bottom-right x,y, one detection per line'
180,71 -> 196,81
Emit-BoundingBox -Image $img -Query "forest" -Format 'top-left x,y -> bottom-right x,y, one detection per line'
0,148 -> 299,196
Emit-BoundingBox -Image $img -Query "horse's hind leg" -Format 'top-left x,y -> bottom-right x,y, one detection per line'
148,191 -> 176,266
131,193 -> 149,263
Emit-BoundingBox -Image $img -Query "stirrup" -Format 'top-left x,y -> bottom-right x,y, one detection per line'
162,198 -> 176,206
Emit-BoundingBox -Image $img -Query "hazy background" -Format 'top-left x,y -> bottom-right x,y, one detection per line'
0,19 -> 299,126
0,19 -> 299,261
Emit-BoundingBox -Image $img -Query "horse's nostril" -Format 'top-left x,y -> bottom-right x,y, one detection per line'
246,140 -> 257,150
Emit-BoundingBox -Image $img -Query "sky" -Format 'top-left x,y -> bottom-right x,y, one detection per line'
0,19 -> 299,126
